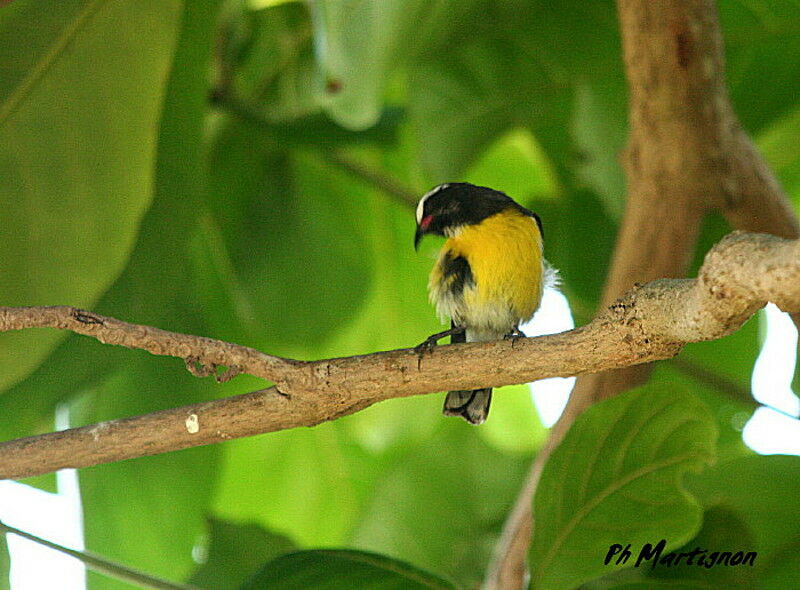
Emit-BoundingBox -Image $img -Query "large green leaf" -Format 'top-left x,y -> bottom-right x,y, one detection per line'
240,549 -> 456,590
0,0 -> 180,393
670,356 -> 757,461
588,506 -> 756,588
528,386 -> 717,589
687,455 -> 800,590
0,0 -> 87,105
646,506 -> 757,588
653,363 -> 753,465
214,2 -> 407,144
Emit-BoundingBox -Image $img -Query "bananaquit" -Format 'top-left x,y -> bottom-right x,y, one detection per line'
414,182 -> 545,425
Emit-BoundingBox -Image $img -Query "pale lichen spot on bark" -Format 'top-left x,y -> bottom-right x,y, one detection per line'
185,413 -> 200,434
88,422 -> 110,442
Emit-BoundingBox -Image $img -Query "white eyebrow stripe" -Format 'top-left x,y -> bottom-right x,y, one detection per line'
416,183 -> 450,223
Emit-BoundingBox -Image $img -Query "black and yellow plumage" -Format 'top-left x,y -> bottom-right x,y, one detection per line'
414,183 -> 545,424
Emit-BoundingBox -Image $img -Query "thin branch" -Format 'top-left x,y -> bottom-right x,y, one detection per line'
672,356 -> 800,421
0,520 -> 200,590
671,355 -> 752,402
0,231 -> 798,480
210,90 -> 421,207
0,306 -> 294,382
322,150 -> 420,206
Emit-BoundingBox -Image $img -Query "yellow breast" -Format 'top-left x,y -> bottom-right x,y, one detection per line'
429,209 -> 544,335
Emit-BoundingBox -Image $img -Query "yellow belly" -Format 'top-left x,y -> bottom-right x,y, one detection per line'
429,210 -> 544,339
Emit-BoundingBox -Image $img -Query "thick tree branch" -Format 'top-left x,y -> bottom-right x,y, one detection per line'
591,0 -> 782,400
487,1 -> 800,587
0,231 -> 797,480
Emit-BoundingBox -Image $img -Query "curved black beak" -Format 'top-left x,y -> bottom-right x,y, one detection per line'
414,225 -> 424,250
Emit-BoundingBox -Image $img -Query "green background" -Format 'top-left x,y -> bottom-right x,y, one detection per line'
1,1 -> 799,588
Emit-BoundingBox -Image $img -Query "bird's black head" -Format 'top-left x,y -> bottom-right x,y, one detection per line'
414,183 -> 536,249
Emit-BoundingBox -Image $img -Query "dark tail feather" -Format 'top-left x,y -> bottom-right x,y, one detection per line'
443,322 -> 492,424
443,388 -> 492,425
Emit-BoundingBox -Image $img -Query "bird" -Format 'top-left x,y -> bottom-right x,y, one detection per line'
414,182 -> 547,425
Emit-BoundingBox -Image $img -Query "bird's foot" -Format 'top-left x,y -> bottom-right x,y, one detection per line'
504,327 -> 527,349
414,335 -> 439,359
413,326 -> 465,368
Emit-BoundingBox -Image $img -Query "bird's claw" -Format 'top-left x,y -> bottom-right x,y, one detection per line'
504,328 -> 527,349
414,337 -> 438,368
413,326 -> 466,368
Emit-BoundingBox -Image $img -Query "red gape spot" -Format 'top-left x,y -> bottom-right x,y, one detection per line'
420,215 -> 433,230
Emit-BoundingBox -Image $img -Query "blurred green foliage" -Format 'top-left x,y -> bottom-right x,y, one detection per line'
1,0 -> 799,588
0,531 -> 7,590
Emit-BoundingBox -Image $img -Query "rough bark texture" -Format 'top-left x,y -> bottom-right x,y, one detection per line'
1,231 -> 798,479
485,2 -> 800,588
591,0 -> 799,402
